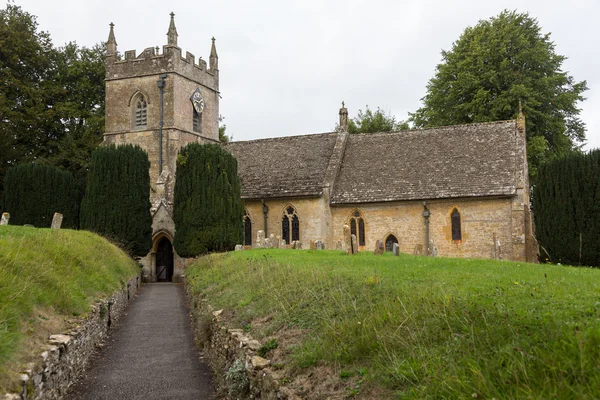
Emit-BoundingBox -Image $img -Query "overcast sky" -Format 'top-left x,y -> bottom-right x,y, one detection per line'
12,0 -> 600,150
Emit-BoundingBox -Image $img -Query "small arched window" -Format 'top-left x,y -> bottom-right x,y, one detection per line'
385,234 -> 398,252
349,210 -> 365,247
243,210 -> 252,246
282,206 -> 299,244
451,208 -> 462,241
193,109 -> 202,133
134,95 -> 148,128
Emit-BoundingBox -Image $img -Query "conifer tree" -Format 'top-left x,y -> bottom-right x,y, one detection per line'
173,143 -> 243,256
2,163 -> 80,228
80,144 -> 152,256
533,150 -> 600,266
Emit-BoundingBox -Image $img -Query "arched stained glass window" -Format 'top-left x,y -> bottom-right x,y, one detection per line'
281,206 -> 299,244
451,208 -> 462,241
348,210 -> 365,248
243,210 -> 252,246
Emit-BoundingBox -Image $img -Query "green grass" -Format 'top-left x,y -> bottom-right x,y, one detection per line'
187,249 -> 600,399
0,226 -> 140,390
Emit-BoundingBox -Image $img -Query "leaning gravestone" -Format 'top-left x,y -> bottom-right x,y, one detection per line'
374,240 -> 384,255
256,230 -> 265,248
0,212 -> 9,226
343,224 -> 352,254
51,213 -> 63,229
351,234 -> 358,254
392,243 -> 400,256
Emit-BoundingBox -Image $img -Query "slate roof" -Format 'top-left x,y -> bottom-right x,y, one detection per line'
225,120 -> 519,203
330,120 -> 518,204
225,132 -> 338,199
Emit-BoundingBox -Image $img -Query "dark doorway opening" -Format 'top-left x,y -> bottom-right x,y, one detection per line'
385,235 -> 398,252
156,238 -> 174,282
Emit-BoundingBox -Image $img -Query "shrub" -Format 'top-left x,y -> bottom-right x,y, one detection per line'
173,143 -> 243,257
533,149 -> 600,266
80,144 -> 152,256
2,163 -> 80,228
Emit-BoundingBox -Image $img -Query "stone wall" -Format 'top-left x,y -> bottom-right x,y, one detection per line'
187,287 -> 298,400
2,274 -> 142,400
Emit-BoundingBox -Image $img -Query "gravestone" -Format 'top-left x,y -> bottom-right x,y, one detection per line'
315,240 -> 325,250
0,212 -> 9,226
392,243 -> 400,256
295,241 -> 303,249
335,240 -> 342,250
235,245 -> 244,251
269,234 -> 277,249
374,240 -> 384,255
275,235 -> 282,249
343,224 -> 352,254
413,244 -> 424,256
351,234 -> 358,254
432,247 -> 438,257
264,238 -> 272,248
256,230 -> 265,248
309,240 -> 316,250
51,213 -> 63,229
279,239 -> 286,248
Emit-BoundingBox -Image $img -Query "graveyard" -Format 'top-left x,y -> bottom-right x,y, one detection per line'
186,248 -> 600,398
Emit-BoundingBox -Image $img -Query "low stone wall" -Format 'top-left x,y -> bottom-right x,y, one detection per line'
2,274 -> 142,400
187,287 -> 300,400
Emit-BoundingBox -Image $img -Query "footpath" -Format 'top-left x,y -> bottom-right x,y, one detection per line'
67,283 -> 216,400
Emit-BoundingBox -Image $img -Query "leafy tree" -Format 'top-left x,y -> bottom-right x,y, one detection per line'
219,114 -> 231,142
533,150 -> 600,266
80,145 -> 152,256
336,106 -> 409,133
410,10 -> 588,179
173,143 -> 243,256
2,163 -> 80,228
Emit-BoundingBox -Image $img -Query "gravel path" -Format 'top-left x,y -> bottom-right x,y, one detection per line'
67,283 -> 216,400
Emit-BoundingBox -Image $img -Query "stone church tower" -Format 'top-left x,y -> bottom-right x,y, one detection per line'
103,13 -> 219,282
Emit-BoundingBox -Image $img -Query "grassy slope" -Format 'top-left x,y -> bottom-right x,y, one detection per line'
0,226 -> 140,390
187,249 -> 600,399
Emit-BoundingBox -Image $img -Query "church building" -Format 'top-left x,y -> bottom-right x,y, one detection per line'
103,15 -> 538,282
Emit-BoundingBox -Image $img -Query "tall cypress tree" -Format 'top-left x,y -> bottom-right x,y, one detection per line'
173,143 -> 243,257
80,144 -> 152,256
533,150 -> 600,266
2,163 -> 80,228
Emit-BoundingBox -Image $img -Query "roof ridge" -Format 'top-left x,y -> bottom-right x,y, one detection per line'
226,131 -> 337,144
348,119 -> 517,138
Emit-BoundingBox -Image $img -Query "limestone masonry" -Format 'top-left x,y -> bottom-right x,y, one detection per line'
105,14 -> 537,282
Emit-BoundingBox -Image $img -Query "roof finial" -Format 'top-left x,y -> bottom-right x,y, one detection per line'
107,22 -> 117,55
339,101 -> 348,132
167,12 -> 178,46
210,36 -> 218,71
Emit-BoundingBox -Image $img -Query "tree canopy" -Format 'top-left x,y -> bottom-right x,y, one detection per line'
410,10 -> 588,179
337,106 -> 409,133
0,4 -> 105,207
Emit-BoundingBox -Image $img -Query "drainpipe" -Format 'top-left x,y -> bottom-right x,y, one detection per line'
262,200 -> 269,236
157,73 -> 168,173
422,202 -> 430,256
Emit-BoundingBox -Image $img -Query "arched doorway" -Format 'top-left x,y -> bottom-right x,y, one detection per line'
385,234 -> 398,252
156,237 -> 174,282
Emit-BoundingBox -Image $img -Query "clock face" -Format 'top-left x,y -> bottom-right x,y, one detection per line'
190,88 -> 204,113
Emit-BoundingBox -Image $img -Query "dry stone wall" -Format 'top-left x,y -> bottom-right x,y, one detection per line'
2,274 -> 141,400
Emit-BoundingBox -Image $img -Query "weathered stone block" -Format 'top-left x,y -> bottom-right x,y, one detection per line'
50,213 -> 63,229
0,212 -> 9,226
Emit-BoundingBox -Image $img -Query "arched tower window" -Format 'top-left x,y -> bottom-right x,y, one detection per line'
134,95 -> 148,128
282,206 -> 299,244
193,109 -> 202,133
451,208 -> 462,241
349,210 -> 366,247
385,234 -> 398,252
243,210 -> 252,246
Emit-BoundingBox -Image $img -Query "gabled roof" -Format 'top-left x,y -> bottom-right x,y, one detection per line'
225,132 -> 338,199
225,120 -> 519,204
330,120 -> 518,204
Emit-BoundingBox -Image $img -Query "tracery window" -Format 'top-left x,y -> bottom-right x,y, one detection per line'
385,234 -> 398,252
451,208 -> 462,241
193,109 -> 202,133
349,210 -> 365,247
282,206 -> 299,244
134,95 -> 148,128
243,210 -> 252,246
